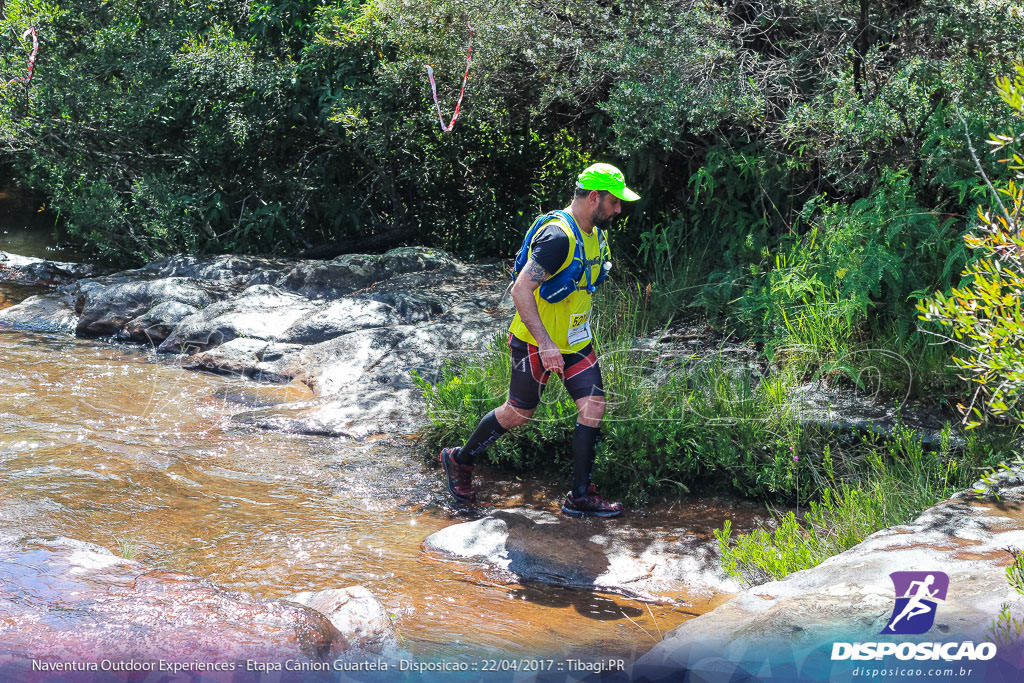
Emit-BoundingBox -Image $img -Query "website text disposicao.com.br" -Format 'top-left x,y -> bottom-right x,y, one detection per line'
835,640 -> 998,679
851,665 -> 979,678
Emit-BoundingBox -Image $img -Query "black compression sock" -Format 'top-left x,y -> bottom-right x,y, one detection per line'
456,409 -> 507,466
572,423 -> 600,498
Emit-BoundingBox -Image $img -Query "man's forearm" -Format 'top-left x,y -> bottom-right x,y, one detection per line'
511,285 -> 554,347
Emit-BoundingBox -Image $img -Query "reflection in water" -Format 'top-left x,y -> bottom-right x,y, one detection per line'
0,185 -> 78,260
0,283 -> 763,663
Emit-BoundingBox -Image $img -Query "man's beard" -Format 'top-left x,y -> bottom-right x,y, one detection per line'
594,212 -> 615,230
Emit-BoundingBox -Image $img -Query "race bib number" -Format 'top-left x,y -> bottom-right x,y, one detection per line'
567,312 -> 592,346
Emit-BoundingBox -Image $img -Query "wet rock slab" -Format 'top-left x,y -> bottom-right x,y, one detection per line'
630,481 -> 1024,679
0,536 -> 347,662
422,509 -> 739,603
232,389 -> 424,440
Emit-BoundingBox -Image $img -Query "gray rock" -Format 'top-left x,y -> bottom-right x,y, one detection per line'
136,247 -> 461,300
0,292 -> 78,333
231,388 -> 424,440
295,320 -> 504,397
285,586 -> 402,655
158,285 -> 319,354
631,486 -> 1024,679
0,250 -> 105,285
120,300 -> 200,345
183,338 -> 303,383
72,276 -> 232,337
422,509 -> 740,602
279,298 -> 406,345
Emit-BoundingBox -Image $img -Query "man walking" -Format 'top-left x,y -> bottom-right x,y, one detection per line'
440,163 -> 640,517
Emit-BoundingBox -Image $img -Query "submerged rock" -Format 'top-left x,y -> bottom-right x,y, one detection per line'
631,484 -> 1024,679
422,509 -> 739,603
231,388 -> 424,439
0,536 -> 346,663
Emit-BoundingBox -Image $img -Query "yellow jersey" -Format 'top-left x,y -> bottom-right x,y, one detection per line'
509,213 -> 604,353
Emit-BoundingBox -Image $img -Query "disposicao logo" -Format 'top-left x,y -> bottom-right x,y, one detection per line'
830,570 -> 997,663
883,571 -> 949,635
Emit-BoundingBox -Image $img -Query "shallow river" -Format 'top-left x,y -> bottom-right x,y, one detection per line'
0,275 -> 763,665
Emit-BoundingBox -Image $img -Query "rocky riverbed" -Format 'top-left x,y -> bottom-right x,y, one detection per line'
1,247 -> 511,440
3,246 -> 1021,681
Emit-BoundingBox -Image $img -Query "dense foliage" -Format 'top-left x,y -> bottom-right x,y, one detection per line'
920,64 -> 1024,428
1,0 -> 1022,402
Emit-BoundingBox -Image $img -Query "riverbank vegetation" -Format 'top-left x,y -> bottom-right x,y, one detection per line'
3,1 -> 1024,581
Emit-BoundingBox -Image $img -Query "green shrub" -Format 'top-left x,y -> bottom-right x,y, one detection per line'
919,63 -> 1024,428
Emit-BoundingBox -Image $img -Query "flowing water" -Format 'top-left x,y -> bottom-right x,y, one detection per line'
0,275 -> 765,665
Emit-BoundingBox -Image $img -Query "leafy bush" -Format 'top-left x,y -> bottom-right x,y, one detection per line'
918,63 -> 1024,428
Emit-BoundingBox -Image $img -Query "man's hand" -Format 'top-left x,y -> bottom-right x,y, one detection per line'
537,339 -> 564,377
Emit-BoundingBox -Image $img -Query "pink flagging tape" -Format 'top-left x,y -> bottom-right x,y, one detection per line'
6,28 -> 39,87
425,24 -> 473,132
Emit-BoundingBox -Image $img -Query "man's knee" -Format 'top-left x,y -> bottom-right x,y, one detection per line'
577,395 -> 605,423
496,401 -> 534,428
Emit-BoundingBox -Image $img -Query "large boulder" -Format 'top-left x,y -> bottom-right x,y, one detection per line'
158,285 -> 320,354
629,477 -> 1024,681
120,300 -> 202,345
422,509 -> 740,603
278,298 -> 408,345
0,536 -> 346,664
183,338 -> 304,383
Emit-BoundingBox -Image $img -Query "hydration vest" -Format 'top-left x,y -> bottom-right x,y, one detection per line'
511,210 -> 611,303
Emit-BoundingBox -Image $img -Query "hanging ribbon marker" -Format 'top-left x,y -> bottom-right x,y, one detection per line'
425,24 -> 473,132
6,28 -> 39,88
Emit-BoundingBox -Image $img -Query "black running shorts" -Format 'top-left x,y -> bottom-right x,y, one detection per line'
507,333 -> 604,410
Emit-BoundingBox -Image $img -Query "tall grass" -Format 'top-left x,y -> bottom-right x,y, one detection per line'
715,425 -> 1008,585
415,278 -> 830,503
415,278 -> 1004,508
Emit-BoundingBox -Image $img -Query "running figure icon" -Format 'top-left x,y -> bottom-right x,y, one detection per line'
885,574 -> 938,632
883,571 -> 949,635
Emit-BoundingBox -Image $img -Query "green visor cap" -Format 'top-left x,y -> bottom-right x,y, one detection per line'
577,163 -> 641,201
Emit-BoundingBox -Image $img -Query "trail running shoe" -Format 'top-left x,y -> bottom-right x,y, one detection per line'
440,447 -> 475,503
561,484 -> 623,518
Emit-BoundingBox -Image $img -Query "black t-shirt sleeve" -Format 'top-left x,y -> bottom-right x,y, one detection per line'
529,223 -> 571,276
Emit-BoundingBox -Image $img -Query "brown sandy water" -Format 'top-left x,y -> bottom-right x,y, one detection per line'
0,281 -> 764,664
